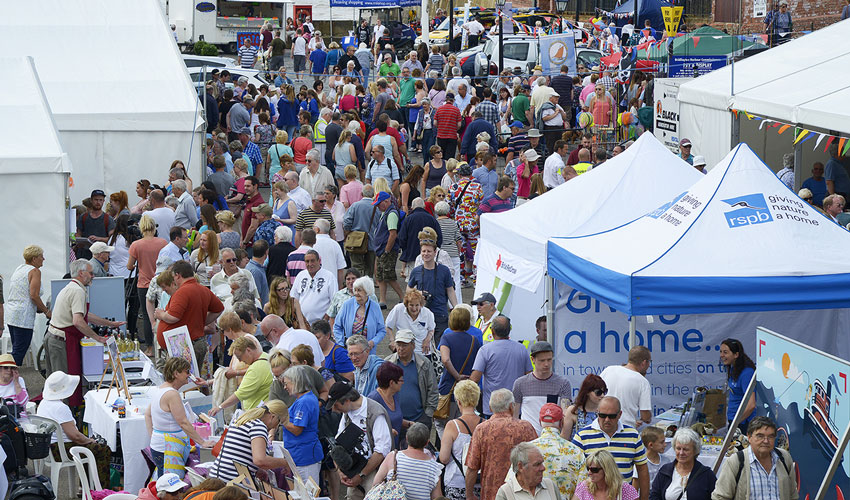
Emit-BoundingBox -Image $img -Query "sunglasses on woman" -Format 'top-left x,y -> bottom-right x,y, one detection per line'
593,389 -> 607,397
587,466 -> 602,473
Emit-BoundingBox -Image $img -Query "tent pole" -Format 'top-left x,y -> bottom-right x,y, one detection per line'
628,316 -> 635,340
545,274 -> 555,346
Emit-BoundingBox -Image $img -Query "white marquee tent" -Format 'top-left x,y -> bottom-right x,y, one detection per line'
474,133 -> 702,334
0,57 -> 72,297
677,19 -> 850,168
0,0 -> 204,199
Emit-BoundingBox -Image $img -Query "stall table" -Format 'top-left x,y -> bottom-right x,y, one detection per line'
83,387 -> 212,493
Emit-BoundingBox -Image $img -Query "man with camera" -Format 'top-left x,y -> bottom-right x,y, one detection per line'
327,382 -> 393,500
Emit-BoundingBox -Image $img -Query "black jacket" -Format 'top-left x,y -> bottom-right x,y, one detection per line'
649,459 -> 717,500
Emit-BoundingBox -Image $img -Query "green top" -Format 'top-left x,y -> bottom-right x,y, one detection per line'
511,94 -> 530,125
387,211 -> 399,231
398,77 -> 417,106
235,352 -> 273,411
379,62 -> 401,76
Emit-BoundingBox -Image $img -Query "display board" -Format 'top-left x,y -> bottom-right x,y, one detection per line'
50,277 -> 127,332
754,327 -> 850,500
668,55 -> 728,78
653,78 -> 690,154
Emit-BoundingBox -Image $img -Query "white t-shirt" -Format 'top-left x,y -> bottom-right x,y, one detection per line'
291,268 -> 338,323
293,36 -> 307,56
385,303 -> 435,354
464,20 -> 485,35
36,400 -> 74,444
275,327 -> 326,367
373,24 -> 387,42
599,364 -> 652,428
336,398 -> 392,458
313,234 -> 346,274
543,152 -> 566,189
143,207 -> 176,240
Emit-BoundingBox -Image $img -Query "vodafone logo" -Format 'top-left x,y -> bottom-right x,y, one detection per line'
495,254 -> 517,274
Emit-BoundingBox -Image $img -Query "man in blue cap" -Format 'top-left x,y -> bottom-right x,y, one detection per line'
505,121 -> 530,165
371,191 -> 404,308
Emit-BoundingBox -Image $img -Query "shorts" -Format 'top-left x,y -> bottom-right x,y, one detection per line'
335,164 -> 347,180
375,250 -> 398,281
293,55 -> 306,72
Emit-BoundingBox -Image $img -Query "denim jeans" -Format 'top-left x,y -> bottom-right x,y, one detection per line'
7,326 -> 33,366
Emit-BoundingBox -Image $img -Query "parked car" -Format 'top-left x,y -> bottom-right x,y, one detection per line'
186,66 -> 270,93
182,54 -> 237,68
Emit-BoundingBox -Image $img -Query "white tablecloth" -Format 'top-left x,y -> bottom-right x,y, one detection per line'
83,387 -> 213,493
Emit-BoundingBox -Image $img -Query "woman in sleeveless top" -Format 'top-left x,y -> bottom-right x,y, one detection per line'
589,83 -> 614,129
332,130 -> 357,182
374,423 -> 443,500
421,148 -> 446,198
5,245 -> 50,366
439,380 -> 483,500
146,357 -> 214,478
563,373 -> 607,438
271,181 -> 297,236
367,363 -> 405,448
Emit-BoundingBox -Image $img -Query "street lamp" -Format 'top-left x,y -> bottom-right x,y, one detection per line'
496,0 -> 506,73
555,0 -> 568,33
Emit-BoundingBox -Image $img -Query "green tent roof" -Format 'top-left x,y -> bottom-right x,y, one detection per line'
637,26 -> 767,60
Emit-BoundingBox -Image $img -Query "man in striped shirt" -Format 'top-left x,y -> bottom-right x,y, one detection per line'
572,396 -> 650,500
238,38 -> 259,69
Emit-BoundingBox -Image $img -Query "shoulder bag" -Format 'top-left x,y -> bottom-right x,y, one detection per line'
363,451 -> 407,500
433,338 -> 475,419
344,206 -> 377,254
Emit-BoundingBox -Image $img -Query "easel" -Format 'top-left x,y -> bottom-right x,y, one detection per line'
100,337 -> 132,404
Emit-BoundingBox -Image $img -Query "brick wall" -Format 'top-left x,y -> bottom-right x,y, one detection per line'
709,0 -> 843,33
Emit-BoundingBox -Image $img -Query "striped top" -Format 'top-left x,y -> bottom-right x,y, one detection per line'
572,421 -> 647,480
238,45 -> 259,68
392,451 -> 443,500
210,419 -> 270,481
294,208 -> 336,233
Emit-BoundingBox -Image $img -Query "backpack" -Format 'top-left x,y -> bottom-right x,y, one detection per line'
0,406 -> 27,473
8,475 -> 54,500
734,449 -> 791,483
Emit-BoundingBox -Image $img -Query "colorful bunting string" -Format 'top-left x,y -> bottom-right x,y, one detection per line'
734,109 -> 849,153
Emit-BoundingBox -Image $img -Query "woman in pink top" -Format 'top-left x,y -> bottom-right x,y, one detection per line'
515,150 -> 541,202
339,164 -> 364,209
573,450 -> 639,500
127,215 -> 168,355
589,83 -> 614,129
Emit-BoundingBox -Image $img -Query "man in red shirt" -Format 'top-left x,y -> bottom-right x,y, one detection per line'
154,260 -> 224,366
434,92 -> 463,160
240,176 -> 264,239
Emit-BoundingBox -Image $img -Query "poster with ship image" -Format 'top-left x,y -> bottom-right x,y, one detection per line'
754,327 -> 849,500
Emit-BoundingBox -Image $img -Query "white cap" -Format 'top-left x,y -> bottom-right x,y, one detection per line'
89,242 -> 114,254
524,149 -> 541,162
692,155 -> 707,167
156,474 -> 189,493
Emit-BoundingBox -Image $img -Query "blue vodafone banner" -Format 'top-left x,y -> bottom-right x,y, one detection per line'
330,0 -> 397,7
668,55 -> 727,78
539,33 -> 576,77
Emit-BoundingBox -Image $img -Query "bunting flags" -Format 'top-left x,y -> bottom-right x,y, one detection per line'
734,109 -> 849,153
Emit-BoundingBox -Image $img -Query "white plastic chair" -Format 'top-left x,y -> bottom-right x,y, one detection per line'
185,468 -> 205,487
70,446 -> 103,500
28,415 -> 78,499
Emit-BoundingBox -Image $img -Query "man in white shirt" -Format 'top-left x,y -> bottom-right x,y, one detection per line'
285,170 -> 312,212
446,66 -> 466,96
312,219 -> 346,287
209,248 -> 260,300
372,19 -> 387,52
291,250 -> 338,324
158,226 -> 190,263
599,345 -> 653,428
292,28 -> 307,80
260,313 -> 325,366
462,16 -> 485,47
543,140 -> 568,189
328,382 -> 393,500
143,189 -> 175,240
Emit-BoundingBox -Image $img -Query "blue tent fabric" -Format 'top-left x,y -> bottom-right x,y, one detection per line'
612,0 -> 672,33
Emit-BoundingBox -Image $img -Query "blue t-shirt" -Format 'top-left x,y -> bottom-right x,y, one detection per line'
283,391 -> 323,466
309,50 -> 327,75
407,264 -> 454,318
443,325 -> 483,347
324,344 -> 356,374
368,390 -> 403,448
437,330 -> 481,395
802,177 -> 828,207
825,158 -> 850,195
397,358 -> 423,421
472,339 -> 533,415
727,365 -> 755,422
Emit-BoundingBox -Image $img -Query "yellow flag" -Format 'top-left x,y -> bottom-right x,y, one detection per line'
660,6 -> 684,38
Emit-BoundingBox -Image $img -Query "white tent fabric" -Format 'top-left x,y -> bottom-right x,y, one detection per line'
0,57 -> 72,292
547,143 -> 850,316
0,0 -> 204,198
476,133 -> 703,292
677,20 -> 850,167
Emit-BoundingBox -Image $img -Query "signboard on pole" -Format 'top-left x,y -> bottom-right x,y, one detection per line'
653,78 -> 688,153
660,6 -> 683,37
668,55 -> 728,78
538,32 -> 577,77
753,0 -> 767,17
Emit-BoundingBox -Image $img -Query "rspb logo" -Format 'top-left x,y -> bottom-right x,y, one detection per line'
722,194 -> 773,228
495,254 -> 517,274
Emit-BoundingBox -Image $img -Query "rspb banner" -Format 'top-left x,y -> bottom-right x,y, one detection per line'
552,283 -> 850,413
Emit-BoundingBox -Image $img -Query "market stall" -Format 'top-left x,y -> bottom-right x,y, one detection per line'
474,132 -> 701,338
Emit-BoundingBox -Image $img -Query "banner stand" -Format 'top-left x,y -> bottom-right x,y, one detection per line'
818,425 -> 850,500
713,375 -> 756,473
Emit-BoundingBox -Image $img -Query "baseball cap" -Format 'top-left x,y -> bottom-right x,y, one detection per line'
472,292 -> 496,305
237,126 -> 252,136
372,191 -> 392,206
89,242 -> 115,254
156,474 -> 189,493
530,341 -> 554,356
251,203 -> 274,216
326,381 -> 355,408
90,189 -> 106,198
445,92 -> 455,101
679,138 -> 692,147
395,329 -> 416,343
540,403 -> 563,423
509,120 -> 524,129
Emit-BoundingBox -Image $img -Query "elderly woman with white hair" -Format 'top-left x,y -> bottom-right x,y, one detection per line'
414,98 -> 438,164
332,276 -> 386,354
267,225 -> 296,281
649,428 -> 716,500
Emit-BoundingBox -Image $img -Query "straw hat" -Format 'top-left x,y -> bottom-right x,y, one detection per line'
42,372 -> 80,401
0,354 -> 17,368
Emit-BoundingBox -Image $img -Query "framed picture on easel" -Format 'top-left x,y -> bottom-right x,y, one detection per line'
102,336 -> 131,403
164,325 -> 200,379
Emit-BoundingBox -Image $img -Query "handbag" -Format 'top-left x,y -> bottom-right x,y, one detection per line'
433,338 -> 475,419
211,428 -> 229,458
363,452 -> 407,500
344,207 -> 377,255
